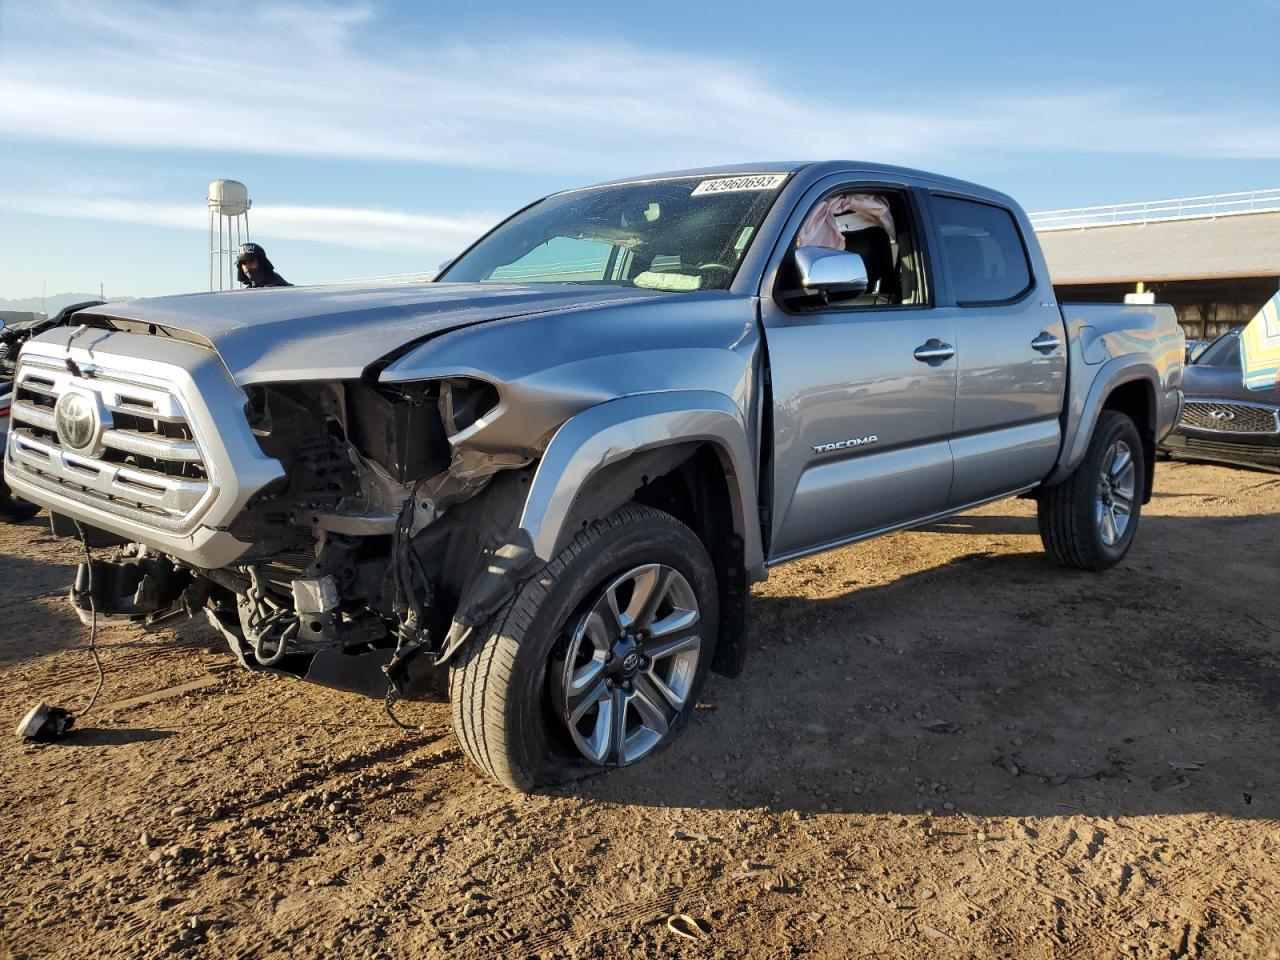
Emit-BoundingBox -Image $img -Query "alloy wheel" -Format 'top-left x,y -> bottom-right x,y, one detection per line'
552,563 -> 702,766
1095,439 -> 1136,546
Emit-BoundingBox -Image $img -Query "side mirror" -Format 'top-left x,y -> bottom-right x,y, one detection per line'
436,257 -> 456,276
794,247 -> 868,302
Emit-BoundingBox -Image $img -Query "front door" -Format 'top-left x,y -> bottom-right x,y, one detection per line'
762,181 -> 957,562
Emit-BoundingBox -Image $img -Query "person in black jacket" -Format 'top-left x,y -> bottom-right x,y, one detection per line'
235,243 -> 291,288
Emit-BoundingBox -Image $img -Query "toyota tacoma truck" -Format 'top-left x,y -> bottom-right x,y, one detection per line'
5,162 -> 1183,789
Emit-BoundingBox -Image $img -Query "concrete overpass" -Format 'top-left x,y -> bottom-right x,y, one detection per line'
1032,189 -> 1280,340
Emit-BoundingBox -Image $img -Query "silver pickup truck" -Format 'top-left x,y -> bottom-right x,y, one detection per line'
6,162 -> 1182,789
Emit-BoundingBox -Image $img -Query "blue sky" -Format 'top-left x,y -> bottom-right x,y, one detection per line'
1,0 -> 1278,300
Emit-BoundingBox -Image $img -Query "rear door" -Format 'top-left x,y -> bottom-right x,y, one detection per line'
926,194 -> 1067,506
761,178 -> 957,562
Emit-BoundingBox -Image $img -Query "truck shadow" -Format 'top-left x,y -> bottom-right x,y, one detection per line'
0,547 -> 220,675
569,511 -> 1280,819
917,514 -> 1040,536
58,726 -> 177,746
0,539 -> 83,668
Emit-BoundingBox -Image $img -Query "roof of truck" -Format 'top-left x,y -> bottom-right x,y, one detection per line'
573,161 -> 1010,205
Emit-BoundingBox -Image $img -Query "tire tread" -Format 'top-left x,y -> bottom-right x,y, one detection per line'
450,504 -> 697,789
1037,410 -> 1142,571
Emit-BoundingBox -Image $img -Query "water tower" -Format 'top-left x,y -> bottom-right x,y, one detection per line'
208,180 -> 252,291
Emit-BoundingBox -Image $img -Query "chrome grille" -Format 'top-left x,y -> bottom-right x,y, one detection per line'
1179,400 -> 1279,434
7,357 -> 215,531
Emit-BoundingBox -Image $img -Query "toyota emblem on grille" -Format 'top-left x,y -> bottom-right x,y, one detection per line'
1209,409 -> 1236,422
54,391 -> 102,453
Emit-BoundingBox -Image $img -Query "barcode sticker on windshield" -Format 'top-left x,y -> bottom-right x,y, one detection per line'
691,174 -> 787,197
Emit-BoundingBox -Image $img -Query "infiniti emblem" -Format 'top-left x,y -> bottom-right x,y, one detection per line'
1209,409 -> 1236,422
54,392 -> 101,453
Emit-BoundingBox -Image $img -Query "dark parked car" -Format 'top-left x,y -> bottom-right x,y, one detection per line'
0,349 -> 38,519
1161,329 -> 1280,470
0,300 -> 105,378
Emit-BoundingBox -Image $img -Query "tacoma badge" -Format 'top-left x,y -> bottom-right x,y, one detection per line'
813,435 -> 879,454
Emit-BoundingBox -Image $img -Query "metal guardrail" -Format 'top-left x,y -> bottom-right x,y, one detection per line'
1030,188 -> 1280,231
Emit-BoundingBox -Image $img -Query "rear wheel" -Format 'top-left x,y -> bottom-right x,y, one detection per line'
1037,410 -> 1144,571
449,504 -> 718,791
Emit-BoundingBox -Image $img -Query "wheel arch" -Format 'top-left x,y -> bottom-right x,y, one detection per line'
1100,378 -> 1157,505
518,392 -> 762,567
517,391 -> 762,677
1046,356 -> 1159,503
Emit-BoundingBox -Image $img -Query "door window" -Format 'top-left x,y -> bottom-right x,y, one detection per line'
932,196 -> 1033,305
778,188 -> 928,309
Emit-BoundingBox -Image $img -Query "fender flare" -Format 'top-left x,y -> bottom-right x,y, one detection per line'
1046,354 -> 1159,487
517,390 -> 765,578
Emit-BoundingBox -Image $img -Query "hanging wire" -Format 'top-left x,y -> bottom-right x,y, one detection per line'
384,683 -> 416,731
72,522 -> 105,718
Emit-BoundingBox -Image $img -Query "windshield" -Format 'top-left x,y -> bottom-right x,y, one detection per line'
1194,332 -> 1242,368
438,174 -> 788,292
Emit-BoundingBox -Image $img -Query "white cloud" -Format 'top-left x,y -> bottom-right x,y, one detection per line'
0,191 -> 497,255
254,205 -> 495,253
1,0 -> 1277,173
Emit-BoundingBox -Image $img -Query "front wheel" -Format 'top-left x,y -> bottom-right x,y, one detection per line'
449,504 -> 718,791
0,468 -> 40,522
1037,410 -> 1144,571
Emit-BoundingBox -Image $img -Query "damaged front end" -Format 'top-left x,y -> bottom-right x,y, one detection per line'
70,374 -> 541,700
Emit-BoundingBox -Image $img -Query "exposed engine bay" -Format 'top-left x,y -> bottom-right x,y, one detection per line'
66,375 -> 540,700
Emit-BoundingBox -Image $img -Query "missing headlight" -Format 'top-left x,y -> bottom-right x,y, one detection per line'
345,381 -> 451,483
439,378 -> 500,436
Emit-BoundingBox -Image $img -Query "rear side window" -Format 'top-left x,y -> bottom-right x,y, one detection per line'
932,196 -> 1032,305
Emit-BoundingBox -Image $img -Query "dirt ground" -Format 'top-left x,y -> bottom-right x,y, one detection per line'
1,460 -> 1278,960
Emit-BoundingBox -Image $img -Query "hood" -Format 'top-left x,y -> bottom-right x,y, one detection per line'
1182,362 -> 1275,404
77,283 -> 662,386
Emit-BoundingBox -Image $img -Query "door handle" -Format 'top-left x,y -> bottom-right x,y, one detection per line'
913,339 -> 956,363
1031,332 -> 1062,353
